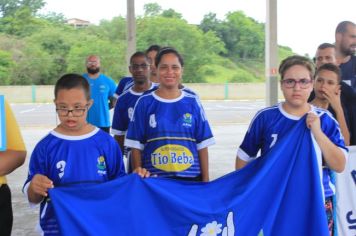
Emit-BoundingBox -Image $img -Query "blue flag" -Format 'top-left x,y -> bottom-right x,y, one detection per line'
0,95 -> 6,151
49,118 -> 328,236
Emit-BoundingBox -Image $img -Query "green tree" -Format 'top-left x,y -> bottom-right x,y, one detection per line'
38,11 -> 66,24
66,37 -> 126,81
137,16 -> 225,82
161,8 -> 183,19
0,49 -> 13,85
0,6 -> 46,36
223,11 -> 265,59
0,0 -> 45,17
199,13 -> 223,38
94,16 -> 127,43
11,43 -> 52,85
26,25 -> 75,81
143,3 -> 162,17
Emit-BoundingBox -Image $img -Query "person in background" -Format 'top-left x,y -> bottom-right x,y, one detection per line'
113,45 -> 161,98
311,42 -> 356,145
145,44 -> 161,83
82,55 -> 117,133
310,63 -> 350,144
315,43 -> 338,68
0,98 -> 26,236
125,47 -> 215,182
309,63 -> 350,234
334,21 -> 356,88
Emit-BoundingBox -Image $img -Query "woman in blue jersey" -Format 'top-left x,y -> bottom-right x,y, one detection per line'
235,55 -> 347,235
125,47 -> 215,182
24,74 -> 149,236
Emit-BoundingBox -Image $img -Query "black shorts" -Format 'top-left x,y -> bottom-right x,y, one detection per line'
0,184 -> 13,236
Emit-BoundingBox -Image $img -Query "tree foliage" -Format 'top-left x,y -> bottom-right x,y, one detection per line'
0,0 -> 45,17
0,2 -> 294,85
137,16 -> 225,82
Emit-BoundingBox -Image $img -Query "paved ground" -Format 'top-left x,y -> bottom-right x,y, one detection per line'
7,100 -> 264,235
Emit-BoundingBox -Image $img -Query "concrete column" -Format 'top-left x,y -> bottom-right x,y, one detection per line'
265,0 -> 278,106
126,0 -> 136,73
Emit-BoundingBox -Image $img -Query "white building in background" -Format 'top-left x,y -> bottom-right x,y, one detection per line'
66,18 -> 90,28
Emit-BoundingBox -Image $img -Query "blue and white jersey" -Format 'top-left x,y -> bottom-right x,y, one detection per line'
114,76 -> 134,99
83,73 -> 117,127
24,128 -> 125,236
143,84 -> 198,97
112,83 -> 157,136
237,103 -> 348,197
125,91 -> 215,178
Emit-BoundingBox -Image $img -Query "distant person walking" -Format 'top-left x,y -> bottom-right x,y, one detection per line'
82,55 -> 117,133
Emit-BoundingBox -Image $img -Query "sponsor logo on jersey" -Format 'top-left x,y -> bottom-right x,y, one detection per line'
183,113 -> 192,127
151,144 -> 194,172
97,156 -> 107,175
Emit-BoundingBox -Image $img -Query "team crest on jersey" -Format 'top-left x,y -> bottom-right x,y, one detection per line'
182,113 -> 192,127
149,114 -> 157,128
97,156 -> 107,175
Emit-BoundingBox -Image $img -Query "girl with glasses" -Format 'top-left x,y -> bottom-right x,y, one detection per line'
235,56 -> 347,235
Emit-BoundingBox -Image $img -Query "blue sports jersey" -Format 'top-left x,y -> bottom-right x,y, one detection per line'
83,73 -> 117,127
237,103 -> 348,197
114,76 -> 133,99
143,84 -> 198,96
112,84 -> 157,136
24,128 -> 125,235
125,91 -> 215,178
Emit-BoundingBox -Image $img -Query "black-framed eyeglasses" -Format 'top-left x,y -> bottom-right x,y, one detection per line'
56,105 -> 89,117
130,63 -> 150,70
281,78 -> 312,89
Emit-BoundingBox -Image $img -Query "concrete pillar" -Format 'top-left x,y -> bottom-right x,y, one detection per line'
265,0 -> 278,106
126,0 -> 136,73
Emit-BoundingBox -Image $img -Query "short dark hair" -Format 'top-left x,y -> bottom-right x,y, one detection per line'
279,55 -> 315,80
335,21 -> 355,34
54,73 -> 90,100
317,43 -> 335,50
145,45 -> 161,54
315,63 -> 342,83
130,51 -> 148,64
155,47 -> 184,67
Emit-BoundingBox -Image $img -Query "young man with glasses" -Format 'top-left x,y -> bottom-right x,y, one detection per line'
235,56 -> 347,235
113,45 -> 161,99
23,74 -> 150,236
111,51 -> 157,172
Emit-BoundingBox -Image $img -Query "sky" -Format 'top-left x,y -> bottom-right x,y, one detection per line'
40,0 -> 355,56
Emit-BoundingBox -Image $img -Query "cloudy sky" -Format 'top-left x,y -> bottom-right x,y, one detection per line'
41,0 -> 356,56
